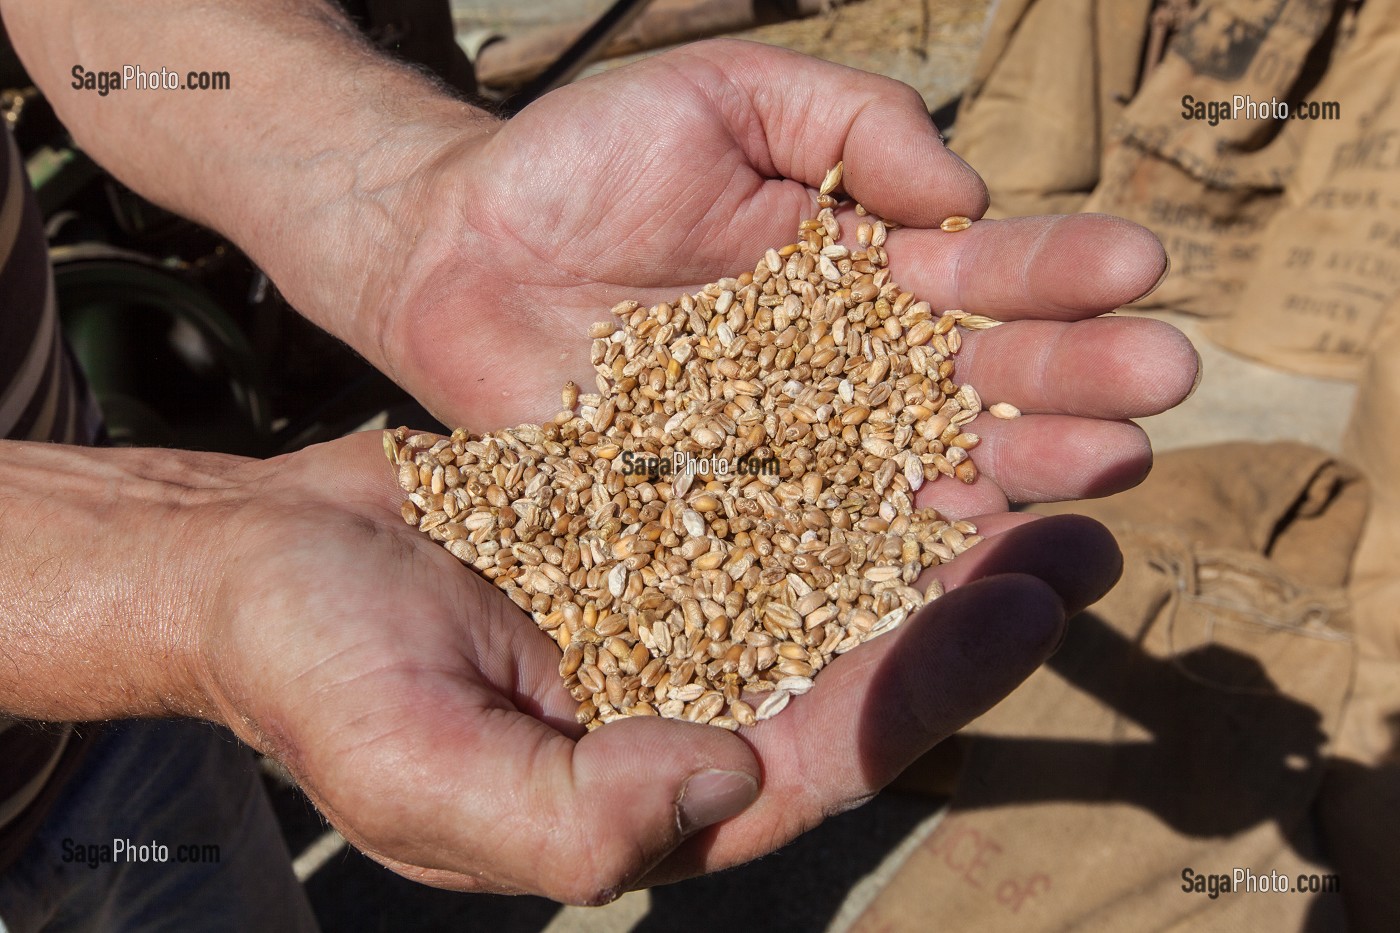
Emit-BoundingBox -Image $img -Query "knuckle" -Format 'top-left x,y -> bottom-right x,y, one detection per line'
551,828 -> 656,905
552,866 -> 630,907
894,80 -> 926,111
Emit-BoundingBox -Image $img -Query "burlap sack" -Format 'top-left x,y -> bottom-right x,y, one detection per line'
957,0 -> 1399,379
953,0 -> 1153,217
1206,0 -> 1400,380
1082,0 -> 1342,317
853,444 -> 1367,932
1316,321 -> 1400,930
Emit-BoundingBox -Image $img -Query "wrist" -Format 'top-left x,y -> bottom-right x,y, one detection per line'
5,0 -> 503,380
240,96 -> 503,376
0,442 -> 250,722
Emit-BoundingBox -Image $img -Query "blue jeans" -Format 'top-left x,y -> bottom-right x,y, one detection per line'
0,719 -> 318,932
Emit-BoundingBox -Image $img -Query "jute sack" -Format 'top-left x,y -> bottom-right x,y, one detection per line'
852,443 -> 1366,932
1316,321 -> 1400,930
1206,0 -> 1400,380
952,0 -> 1153,217
1083,0 -> 1342,318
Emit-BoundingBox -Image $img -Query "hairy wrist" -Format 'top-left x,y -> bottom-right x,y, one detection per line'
4,0 -> 502,377
253,96 -> 502,376
0,442 -> 250,722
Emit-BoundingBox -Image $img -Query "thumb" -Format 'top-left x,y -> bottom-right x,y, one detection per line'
344,707 -> 759,905
562,717 -> 760,902
680,38 -> 988,226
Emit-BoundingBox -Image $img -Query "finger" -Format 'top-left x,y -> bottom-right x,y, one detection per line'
645,514 -> 1121,884
767,515 -> 1114,784
914,468 -> 1010,519
913,415 -> 1153,510
942,415 -> 1154,502
330,697 -> 759,904
954,316 -> 1200,419
645,577 -> 1062,884
884,213 -> 1168,317
927,512 -> 1124,617
838,575 -> 1064,780
675,39 -> 988,225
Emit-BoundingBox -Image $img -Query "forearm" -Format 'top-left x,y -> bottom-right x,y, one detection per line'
0,441 -> 237,721
0,0 -> 499,367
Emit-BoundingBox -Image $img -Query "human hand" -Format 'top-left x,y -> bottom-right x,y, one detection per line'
0,19 -> 1174,904
371,39 -> 1197,518
186,432 -> 1119,903
173,38 -> 1185,903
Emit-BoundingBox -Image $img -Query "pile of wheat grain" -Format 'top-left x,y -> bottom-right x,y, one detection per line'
389,164 -> 1015,729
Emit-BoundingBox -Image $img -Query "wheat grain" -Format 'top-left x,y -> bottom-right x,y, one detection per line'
389,167 -> 1013,729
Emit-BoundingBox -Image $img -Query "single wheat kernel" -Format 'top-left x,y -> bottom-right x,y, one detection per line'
819,161 -> 844,197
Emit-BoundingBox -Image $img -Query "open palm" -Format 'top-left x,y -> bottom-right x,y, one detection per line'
196,433 -> 1122,902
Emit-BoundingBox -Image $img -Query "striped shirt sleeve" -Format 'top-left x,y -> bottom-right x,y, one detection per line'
0,122 -> 105,872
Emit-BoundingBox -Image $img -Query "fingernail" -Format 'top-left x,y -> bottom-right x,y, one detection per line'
1130,254 -> 1171,304
1050,611 -> 1072,655
676,769 -> 757,836
1186,348 -> 1204,401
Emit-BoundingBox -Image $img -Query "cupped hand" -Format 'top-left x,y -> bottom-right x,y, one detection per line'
193,433 -> 1120,903
202,38 -> 1194,903
375,38 -> 1197,516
